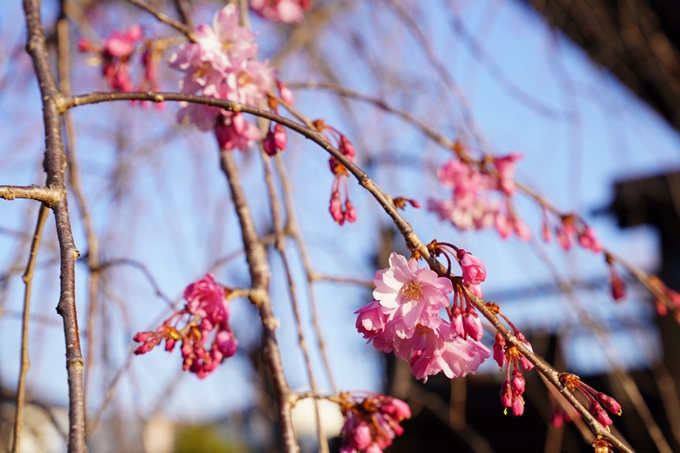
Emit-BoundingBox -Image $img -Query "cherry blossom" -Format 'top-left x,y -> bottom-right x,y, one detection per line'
428,153 -> 531,240
250,0 -> 312,23
356,252 -> 490,381
169,4 -> 275,151
78,24 -> 142,92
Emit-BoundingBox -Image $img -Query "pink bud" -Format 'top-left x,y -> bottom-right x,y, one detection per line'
232,113 -> 245,135
590,401 -> 613,426
165,338 -> 176,352
513,217 -> 532,241
125,24 -> 143,42
353,421 -> 372,450
273,124 -> 287,151
495,213 -> 512,239
516,332 -> 534,370
133,331 -> 152,343
512,369 -> 525,395
596,392 -> 622,415
381,398 -> 411,420
512,395 -> 525,416
451,305 -> 465,337
277,81 -> 295,105
459,252 -> 486,285
500,381 -> 513,408
339,135 -> 355,160
263,133 -> 277,156
344,199 -> 357,223
556,228 -> 571,250
541,220 -> 552,242
329,191 -> 344,225
463,308 -> 483,341
365,444 -> 383,453
78,37 -> 94,52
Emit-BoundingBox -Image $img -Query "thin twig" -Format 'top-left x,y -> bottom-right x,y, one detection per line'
127,0 -> 195,40
273,155 -> 338,392
11,205 -> 49,453
0,185 -> 61,205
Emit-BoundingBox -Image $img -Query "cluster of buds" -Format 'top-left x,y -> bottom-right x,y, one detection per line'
647,275 -> 680,316
133,274 -> 239,379
314,119 -> 357,225
338,393 -> 411,453
559,373 -> 622,427
492,319 -> 534,416
542,212 -> 602,253
428,143 -> 530,240
78,24 -> 142,92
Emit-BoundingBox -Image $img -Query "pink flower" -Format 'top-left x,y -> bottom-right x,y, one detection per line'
373,253 -> 452,338
102,24 -> 142,58
277,80 -> 295,104
463,308 -> 483,341
405,323 -> 490,382
458,251 -> 486,285
492,331 -> 506,368
168,5 -> 274,151
250,0 -> 312,23
355,300 -> 388,339
184,273 -> 229,322
578,227 -> 603,253
215,114 -> 262,152
492,153 -> 522,195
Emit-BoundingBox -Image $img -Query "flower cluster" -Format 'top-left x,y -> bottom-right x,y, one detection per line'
648,275 -> 680,320
78,25 -> 143,92
250,0 -> 312,23
169,5 -> 275,151
541,212 -> 602,253
492,327 -> 534,416
313,120 -> 358,225
355,252 -> 490,382
133,274 -> 238,379
559,373 -> 622,427
428,152 -> 530,240
339,393 -> 411,453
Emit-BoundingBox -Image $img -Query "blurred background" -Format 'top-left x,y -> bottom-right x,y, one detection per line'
2,0 -> 680,451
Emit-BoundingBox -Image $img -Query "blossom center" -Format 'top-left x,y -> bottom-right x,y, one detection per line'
415,324 -> 432,336
401,281 -> 423,301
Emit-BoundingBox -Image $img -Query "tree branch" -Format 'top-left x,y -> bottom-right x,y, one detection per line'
0,185 -> 61,205
22,0 -> 86,451
220,150 -> 299,453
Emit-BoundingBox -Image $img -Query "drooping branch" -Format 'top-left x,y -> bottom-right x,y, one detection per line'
64,89 -> 634,450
